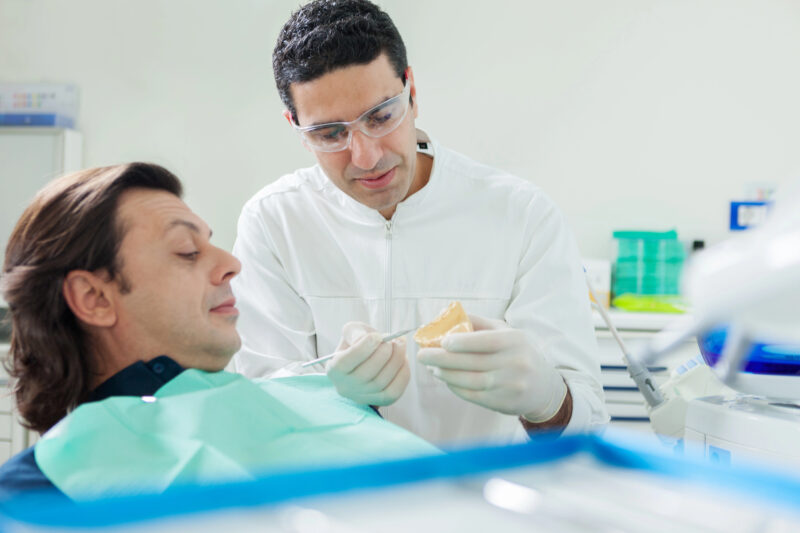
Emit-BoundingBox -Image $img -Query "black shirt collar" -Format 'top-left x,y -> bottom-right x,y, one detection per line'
87,355 -> 185,403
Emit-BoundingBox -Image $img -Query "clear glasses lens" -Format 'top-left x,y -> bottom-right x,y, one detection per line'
362,98 -> 406,137
304,124 -> 350,151
299,86 -> 409,152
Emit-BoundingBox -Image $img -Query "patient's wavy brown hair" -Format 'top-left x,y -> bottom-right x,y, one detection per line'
1,163 -> 182,433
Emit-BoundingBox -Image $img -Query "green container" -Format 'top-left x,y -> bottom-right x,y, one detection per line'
614,230 -> 685,262
612,230 -> 685,297
614,261 -> 683,280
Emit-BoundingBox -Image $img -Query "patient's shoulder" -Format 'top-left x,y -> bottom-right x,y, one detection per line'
0,446 -> 60,499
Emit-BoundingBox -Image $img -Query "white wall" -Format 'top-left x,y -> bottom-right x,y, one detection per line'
2,0 -> 799,258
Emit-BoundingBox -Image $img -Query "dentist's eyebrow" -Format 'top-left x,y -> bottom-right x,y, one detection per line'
164,219 -> 212,239
306,92 -> 398,127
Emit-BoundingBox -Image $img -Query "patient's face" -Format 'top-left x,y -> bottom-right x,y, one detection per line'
112,189 -> 242,370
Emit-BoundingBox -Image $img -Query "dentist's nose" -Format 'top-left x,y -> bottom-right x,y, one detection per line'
349,130 -> 383,170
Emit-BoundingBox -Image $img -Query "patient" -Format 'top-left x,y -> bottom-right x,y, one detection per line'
0,163 -> 436,501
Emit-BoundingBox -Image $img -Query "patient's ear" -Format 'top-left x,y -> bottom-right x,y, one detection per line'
62,270 -> 117,327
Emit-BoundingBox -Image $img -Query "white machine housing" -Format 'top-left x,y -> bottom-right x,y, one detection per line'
684,395 -> 800,471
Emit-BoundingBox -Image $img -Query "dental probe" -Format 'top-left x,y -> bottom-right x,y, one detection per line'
300,328 -> 416,368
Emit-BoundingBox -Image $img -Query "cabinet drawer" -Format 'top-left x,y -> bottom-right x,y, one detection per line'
608,420 -> 663,446
596,331 -> 699,369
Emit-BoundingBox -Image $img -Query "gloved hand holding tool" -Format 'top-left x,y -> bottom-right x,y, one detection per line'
323,322 -> 411,406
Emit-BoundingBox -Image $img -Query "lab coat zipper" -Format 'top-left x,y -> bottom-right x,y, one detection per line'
384,220 -> 393,333
381,219 -> 394,420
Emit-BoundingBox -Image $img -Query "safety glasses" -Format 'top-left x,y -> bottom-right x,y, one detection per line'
292,80 -> 411,153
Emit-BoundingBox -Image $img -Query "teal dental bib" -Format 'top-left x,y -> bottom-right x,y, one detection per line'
35,370 -> 439,500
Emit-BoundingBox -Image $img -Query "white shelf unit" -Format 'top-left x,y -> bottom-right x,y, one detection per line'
0,127 -> 80,462
594,310 -> 700,441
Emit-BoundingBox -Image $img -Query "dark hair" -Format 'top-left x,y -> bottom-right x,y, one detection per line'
0,163 -> 182,433
273,0 -> 408,122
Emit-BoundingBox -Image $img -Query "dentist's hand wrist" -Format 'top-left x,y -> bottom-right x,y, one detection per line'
521,378 -> 571,429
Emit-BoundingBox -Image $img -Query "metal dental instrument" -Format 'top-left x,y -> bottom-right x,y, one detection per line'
300,328 -> 416,368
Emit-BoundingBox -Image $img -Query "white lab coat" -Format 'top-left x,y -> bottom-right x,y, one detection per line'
230,131 -> 608,446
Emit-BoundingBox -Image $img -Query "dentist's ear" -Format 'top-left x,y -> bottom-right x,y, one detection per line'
62,270 -> 118,328
405,66 -> 418,118
283,109 -> 313,153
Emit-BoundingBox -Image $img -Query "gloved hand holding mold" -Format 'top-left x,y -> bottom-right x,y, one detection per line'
416,302 -> 569,424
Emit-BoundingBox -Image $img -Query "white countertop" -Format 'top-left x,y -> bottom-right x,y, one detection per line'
593,309 -> 688,332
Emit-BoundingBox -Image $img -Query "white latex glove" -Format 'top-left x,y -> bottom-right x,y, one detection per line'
327,322 -> 411,406
417,315 -> 568,423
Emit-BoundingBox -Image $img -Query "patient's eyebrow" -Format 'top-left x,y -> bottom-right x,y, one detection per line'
165,219 -> 213,239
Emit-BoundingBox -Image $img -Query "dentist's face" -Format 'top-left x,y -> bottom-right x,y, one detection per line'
290,54 -> 422,218
112,188 -> 242,370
